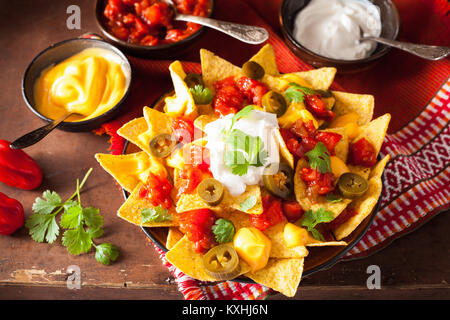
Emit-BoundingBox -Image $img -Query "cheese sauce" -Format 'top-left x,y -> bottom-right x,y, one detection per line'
33,48 -> 127,122
293,0 -> 382,60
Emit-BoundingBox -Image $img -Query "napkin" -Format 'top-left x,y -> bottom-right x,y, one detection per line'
94,0 -> 450,299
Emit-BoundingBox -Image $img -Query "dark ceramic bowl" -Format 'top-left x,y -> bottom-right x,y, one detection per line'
279,0 -> 401,73
95,0 -> 215,59
122,92 -> 382,284
22,38 -> 132,132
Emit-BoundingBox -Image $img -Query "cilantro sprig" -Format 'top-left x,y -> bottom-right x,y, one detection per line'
212,218 -> 235,243
284,83 -> 316,103
239,195 -> 257,212
25,169 -> 119,265
301,208 -> 335,241
221,106 -> 269,176
305,142 -> 331,173
190,85 -> 213,105
141,206 -> 173,224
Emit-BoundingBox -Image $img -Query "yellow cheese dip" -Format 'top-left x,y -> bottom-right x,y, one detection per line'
33,48 -> 127,122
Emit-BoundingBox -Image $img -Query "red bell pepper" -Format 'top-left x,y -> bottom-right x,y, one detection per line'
0,192 -> 24,235
0,140 -> 43,190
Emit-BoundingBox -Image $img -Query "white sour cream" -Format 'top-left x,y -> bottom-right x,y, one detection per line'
204,110 -> 280,196
293,0 -> 382,60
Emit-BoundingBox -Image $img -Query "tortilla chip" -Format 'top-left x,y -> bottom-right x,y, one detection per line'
293,67 -> 337,90
274,129 -> 294,169
118,183 -> 177,227
165,236 -> 251,281
200,49 -> 242,90
333,155 -> 390,240
306,239 -> 347,247
319,127 -> 349,162
164,61 -> 197,118
294,158 -> 352,216
245,258 -> 304,297
353,114 -> 391,155
176,185 -> 263,215
166,227 -> 184,250
117,117 -> 149,153
95,151 -> 166,193
331,91 -> 375,125
250,44 -> 280,76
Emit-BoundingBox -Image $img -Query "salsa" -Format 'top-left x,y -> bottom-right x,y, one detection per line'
178,209 -> 217,253
104,0 -> 211,46
139,172 -> 173,209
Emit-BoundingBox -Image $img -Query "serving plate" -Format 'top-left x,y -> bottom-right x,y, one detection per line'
122,92 -> 382,282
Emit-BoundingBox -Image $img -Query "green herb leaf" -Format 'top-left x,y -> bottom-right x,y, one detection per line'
141,206 -> 173,224
305,142 -> 331,173
95,243 -> 119,265
212,218 -> 236,243
62,226 -> 92,255
229,105 -> 254,131
25,213 -> 60,243
240,195 -> 257,211
301,208 -> 335,241
190,85 -> 213,105
284,83 -> 316,103
82,207 -> 103,230
60,204 -> 83,229
326,194 -> 342,203
32,191 -> 62,215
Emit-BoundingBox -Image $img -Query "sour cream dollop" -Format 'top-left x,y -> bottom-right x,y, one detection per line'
293,0 -> 382,60
204,110 -> 280,196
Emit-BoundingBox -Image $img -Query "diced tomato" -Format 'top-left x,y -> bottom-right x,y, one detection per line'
183,144 -> 210,172
349,138 -> 377,167
300,167 -> 335,202
213,77 -> 244,117
141,1 -> 172,28
327,207 -> 358,230
178,209 -> 217,253
304,94 -> 335,122
315,131 -> 342,155
139,172 -> 173,209
282,201 -> 304,223
290,119 -> 316,139
235,77 -> 268,106
172,117 -> 195,145
249,195 -> 286,231
175,165 -> 204,198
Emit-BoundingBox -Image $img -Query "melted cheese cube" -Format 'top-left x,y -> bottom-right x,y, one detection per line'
233,227 -> 271,272
283,223 -> 309,248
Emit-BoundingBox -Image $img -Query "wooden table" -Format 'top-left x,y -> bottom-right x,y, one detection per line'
0,0 -> 448,300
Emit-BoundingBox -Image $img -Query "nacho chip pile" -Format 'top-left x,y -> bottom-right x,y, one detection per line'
96,44 -> 390,297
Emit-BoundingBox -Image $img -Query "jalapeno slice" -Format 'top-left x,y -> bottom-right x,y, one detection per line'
242,61 -> 265,80
197,178 -> 224,206
263,162 -> 293,199
262,91 -> 287,117
149,133 -> 177,158
337,172 -> 369,198
184,73 -> 204,88
202,244 -> 241,280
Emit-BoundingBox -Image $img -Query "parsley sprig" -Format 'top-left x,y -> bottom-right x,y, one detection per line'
221,106 -> 269,176
190,85 -> 213,105
301,208 -> 335,241
284,83 -> 316,103
25,169 -> 119,265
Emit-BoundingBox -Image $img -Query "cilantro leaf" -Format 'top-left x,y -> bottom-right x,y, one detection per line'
88,227 -> 104,239
305,142 -> 331,173
326,194 -> 342,203
212,218 -> 235,243
301,208 -> 335,241
284,83 -> 316,103
25,213 -> 60,243
190,85 -> 213,105
141,206 -> 173,224
95,243 -> 119,265
60,204 -> 83,229
32,191 -> 62,215
229,105 -> 254,131
240,195 -> 257,212
82,207 -> 103,230
62,227 -> 92,255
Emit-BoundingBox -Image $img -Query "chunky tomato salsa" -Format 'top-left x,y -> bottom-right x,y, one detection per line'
104,0 -> 211,46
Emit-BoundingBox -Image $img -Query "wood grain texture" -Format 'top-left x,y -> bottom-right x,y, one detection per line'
0,0 -> 448,300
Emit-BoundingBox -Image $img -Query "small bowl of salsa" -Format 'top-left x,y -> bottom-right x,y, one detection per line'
95,0 -> 214,59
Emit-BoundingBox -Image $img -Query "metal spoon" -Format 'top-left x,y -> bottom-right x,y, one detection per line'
10,112 -> 75,149
361,36 -> 450,61
165,0 -> 269,44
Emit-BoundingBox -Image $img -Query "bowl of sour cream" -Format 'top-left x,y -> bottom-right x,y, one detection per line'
279,0 -> 400,73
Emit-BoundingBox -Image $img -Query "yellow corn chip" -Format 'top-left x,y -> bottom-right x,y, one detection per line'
118,183 -> 177,227
95,151 -> 166,193
250,44 -> 280,76
166,227 -> 184,250
200,49 -> 242,90
293,67 -> 337,90
274,129 -> 294,169
165,236 -> 251,281
319,127 -> 349,162
333,155 -> 390,240
194,113 -> 219,132
331,91 -> 374,125
245,258 -> 304,297
116,117 -> 149,153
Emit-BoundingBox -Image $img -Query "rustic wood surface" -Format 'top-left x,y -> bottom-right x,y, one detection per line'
0,0 -> 448,300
